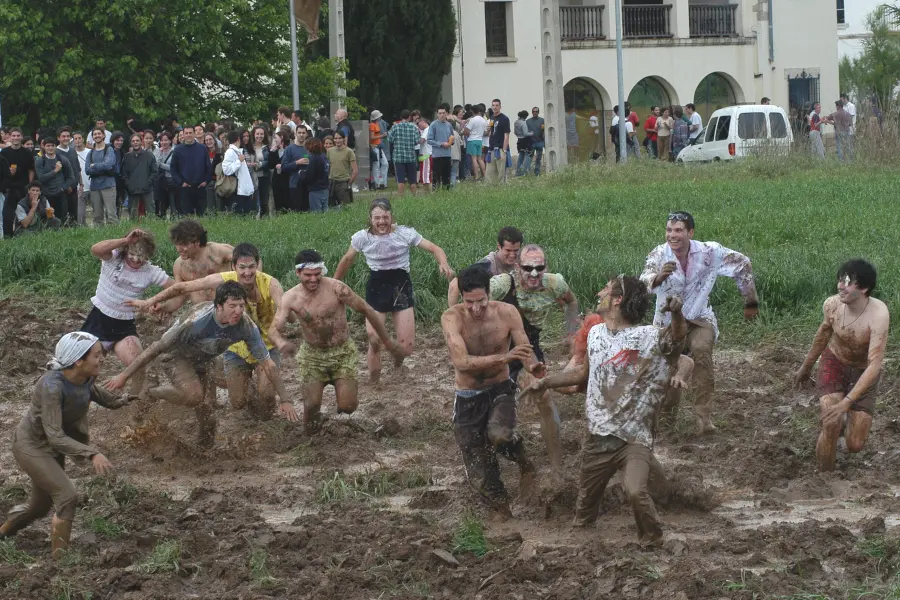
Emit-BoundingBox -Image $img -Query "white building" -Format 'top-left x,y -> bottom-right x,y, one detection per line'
443,0 -> 842,161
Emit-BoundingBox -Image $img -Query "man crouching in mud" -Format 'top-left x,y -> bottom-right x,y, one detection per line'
268,250 -> 407,430
442,266 -> 544,517
795,259 -> 889,472
523,276 -> 688,546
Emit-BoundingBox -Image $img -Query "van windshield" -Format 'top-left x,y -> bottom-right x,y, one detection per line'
738,113 -> 768,139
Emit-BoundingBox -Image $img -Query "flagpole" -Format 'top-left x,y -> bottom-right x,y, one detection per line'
289,0 -> 301,110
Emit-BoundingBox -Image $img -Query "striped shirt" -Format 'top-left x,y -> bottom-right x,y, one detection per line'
91,249 -> 169,320
387,121 -> 420,163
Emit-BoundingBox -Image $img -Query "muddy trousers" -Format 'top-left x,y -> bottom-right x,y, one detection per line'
575,434 -> 662,543
3,435 -> 77,535
663,320 -> 715,423
453,380 -> 533,507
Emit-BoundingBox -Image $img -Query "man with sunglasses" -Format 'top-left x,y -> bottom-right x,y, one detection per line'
489,244 -> 579,482
640,211 -> 759,434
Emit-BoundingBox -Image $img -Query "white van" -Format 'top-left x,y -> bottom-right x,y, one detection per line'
676,104 -> 793,163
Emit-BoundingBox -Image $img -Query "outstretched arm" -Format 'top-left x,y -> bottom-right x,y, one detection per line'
130,272 -> 223,312
104,324 -> 181,390
417,238 -> 454,280
333,246 -> 359,281
530,362 -> 589,393
714,244 -> 759,312
560,290 -> 580,336
337,282 -> 406,357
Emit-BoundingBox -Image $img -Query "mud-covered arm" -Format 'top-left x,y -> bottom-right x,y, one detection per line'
538,362 -> 589,391
447,277 -> 461,307
39,382 -> 100,458
114,324 -> 181,384
640,246 -> 666,291
714,244 -> 758,306
560,290 -> 580,336
509,309 -> 540,374
333,246 -> 358,281
90,383 -> 130,409
339,282 -> 404,355
799,304 -> 834,374
145,273 -> 223,307
267,292 -> 295,352
848,309 -> 889,403
441,310 -> 512,373
258,358 -> 291,405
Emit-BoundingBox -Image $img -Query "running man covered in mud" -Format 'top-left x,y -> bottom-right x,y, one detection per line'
640,211 -> 758,434
163,219 -> 234,309
523,277 -> 690,546
0,333 -> 132,558
269,250 -> 407,429
794,259 -> 889,472
447,226 -> 523,305
489,243 -> 579,481
105,282 -> 298,447
334,198 -> 454,384
128,243 -> 285,420
442,266 -> 543,516
80,228 -> 175,399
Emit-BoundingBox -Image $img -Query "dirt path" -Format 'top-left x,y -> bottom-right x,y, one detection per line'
0,298 -> 898,599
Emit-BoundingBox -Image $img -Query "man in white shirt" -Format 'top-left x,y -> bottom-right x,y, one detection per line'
640,211 -> 759,434
222,131 -> 255,215
74,132 -> 91,225
86,117 -> 112,148
611,105 -> 635,162
840,93 -> 856,135
685,104 -> 703,141
463,105 -> 487,181
277,107 -> 296,132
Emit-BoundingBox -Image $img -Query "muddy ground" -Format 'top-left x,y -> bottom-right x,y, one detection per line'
0,297 -> 899,600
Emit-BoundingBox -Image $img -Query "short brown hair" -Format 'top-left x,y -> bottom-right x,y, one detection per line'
128,230 -> 157,258
305,138 -> 324,154
169,219 -> 208,246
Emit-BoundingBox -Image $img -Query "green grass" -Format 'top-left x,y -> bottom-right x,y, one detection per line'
316,468 -> 434,504
0,539 -> 35,565
248,547 -> 277,588
87,516 -> 125,539
136,540 -> 181,574
2,160 -> 898,347
81,477 -> 138,510
452,511 -> 488,557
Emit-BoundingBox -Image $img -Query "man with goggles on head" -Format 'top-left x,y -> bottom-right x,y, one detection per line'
640,211 -> 759,435
80,229 -> 176,401
489,243 -> 579,483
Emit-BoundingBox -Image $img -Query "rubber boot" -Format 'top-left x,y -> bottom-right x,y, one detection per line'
537,394 -> 564,486
50,515 -> 73,559
0,501 -> 49,538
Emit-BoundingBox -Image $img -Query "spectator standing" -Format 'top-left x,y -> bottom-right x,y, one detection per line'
84,128 -> 119,226
565,105 -> 579,162
282,127 -> 311,212
121,133 -> 158,219
463,105 -> 486,181
153,132 -> 177,218
808,103 -> 825,159
526,107 -> 545,175
417,119 -> 433,191
203,133 -> 223,213
14,181 -> 61,235
248,126 -> 271,217
427,104 -> 454,191
333,109 -> 356,149
685,104 -> 703,143
87,117 -> 112,148
56,127 -> 81,226
277,107 -> 296,132
643,106 -> 659,159
74,132 -> 90,224
514,110 -> 533,176
670,106 -> 690,160
369,110 -> 388,190
171,126 -> 213,216
840,93 -> 856,135
1,128 -> 36,238
222,131 -> 255,215
327,130 -> 357,207
303,138 -> 330,213
108,132 -> 127,217
34,137 -> 76,225
611,105 -> 635,162
823,100 -> 854,162
387,110 -> 419,196
656,108 -> 674,161
271,128 -> 292,212
487,99 -> 510,184
627,104 -> 642,157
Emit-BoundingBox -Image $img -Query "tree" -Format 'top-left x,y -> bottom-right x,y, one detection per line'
0,0 -> 356,132
338,0 -> 456,121
839,7 -> 900,109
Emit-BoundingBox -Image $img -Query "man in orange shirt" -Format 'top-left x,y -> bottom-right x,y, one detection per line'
369,110 -> 388,190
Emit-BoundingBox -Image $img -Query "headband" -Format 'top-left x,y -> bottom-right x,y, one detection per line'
295,262 -> 328,274
48,331 -> 99,371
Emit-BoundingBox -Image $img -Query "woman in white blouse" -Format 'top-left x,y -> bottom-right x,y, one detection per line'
335,198 -> 454,383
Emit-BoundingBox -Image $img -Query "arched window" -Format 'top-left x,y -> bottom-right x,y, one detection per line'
693,73 -> 737,122
627,77 -> 672,133
563,78 -> 606,162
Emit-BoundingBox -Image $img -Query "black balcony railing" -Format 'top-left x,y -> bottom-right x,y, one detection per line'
560,6 -> 606,40
689,4 -> 738,37
624,4 -> 673,39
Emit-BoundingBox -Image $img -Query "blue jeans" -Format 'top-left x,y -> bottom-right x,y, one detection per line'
532,142 -> 544,174
309,188 -> 328,213
835,133 -> 854,162
515,149 -> 533,176
450,159 -> 460,186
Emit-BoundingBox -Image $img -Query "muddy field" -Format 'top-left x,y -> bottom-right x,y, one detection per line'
0,297 -> 899,600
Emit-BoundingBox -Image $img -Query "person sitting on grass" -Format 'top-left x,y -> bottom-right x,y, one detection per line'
14,181 -> 62,236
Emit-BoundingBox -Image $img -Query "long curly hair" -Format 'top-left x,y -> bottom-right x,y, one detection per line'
611,275 -> 651,324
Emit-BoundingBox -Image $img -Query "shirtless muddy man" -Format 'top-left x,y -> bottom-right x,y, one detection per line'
442,266 -> 544,515
795,259 -> 889,472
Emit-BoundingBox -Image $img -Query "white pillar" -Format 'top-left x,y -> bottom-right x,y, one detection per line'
329,0 -> 346,115
541,0 -> 568,171
672,0 -> 691,39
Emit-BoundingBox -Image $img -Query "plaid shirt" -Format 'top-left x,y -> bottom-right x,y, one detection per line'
671,119 -> 690,153
387,121 -> 419,163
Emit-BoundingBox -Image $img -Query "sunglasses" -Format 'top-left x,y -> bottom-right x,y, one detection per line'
520,264 -> 546,276
667,212 -> 691,223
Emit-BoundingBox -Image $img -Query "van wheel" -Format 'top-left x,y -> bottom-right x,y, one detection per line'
713,157 -> 721,162
676,158 -> 684,164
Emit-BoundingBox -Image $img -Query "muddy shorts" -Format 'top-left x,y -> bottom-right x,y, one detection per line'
296,340 -> 358,385
223,348 -> 281,374
366,269 -> 414,313
81,306 -> 137,345
817,347 -> 879,415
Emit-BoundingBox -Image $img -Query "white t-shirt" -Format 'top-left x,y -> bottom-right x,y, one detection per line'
91,249 -> 170,320
76,149 -> 91,191
86,130 -> 113,148
689,112 -> 703,139
845,101 -> 856,134
420,125 -> 433,157
351,226 -> 423,272
611,116 -> 634,134
466,116 -> 487,142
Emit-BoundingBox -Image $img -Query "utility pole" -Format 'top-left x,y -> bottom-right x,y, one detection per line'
541,0 -> 567,171
329,0 -> 347,116
289,0 -> 301,110
615,0 -> 627,164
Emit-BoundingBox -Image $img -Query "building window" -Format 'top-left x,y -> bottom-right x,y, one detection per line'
836,0 -> 845,24
485,2 -> 509,57
787,71 -> 820,118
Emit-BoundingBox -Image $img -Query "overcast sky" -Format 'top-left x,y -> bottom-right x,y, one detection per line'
839,0 -> 889,58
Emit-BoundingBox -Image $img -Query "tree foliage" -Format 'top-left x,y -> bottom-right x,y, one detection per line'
0,0 -> 355,131
338,0 -> 456,121
839,6 -> 900,108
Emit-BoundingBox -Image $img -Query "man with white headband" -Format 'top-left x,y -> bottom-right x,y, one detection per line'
269,249 -> 406,430
0,332 -> 132,558
488,243 -> 579,484
128,242 -> 286,421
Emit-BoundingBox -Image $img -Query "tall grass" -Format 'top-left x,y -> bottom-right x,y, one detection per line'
0,158 -> 896,345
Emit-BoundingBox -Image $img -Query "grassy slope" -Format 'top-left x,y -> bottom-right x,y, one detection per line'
0,160 -> 896,351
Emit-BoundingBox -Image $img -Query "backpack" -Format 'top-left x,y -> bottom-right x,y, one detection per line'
215,162 -> 236,198
338,121 -> 356,149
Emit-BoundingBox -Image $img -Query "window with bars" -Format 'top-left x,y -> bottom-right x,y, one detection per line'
485,2 -> 509,57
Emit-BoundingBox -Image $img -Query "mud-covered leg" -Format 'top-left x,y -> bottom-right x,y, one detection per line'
621,445 -> 663,545
845,410 -> 873,454
195,370 -> 217,448
520,370 -> 563,485
816,393 -> 845,472
365,313 -> 386,385
573,435 -> 618,527
302,381 -> 326,430
454,395 -> 510,514
334,379 -> 359,415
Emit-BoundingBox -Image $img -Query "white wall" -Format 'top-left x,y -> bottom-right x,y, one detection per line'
839,0 -> 883,59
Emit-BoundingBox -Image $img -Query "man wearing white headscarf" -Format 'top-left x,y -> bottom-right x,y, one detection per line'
0,332 -> 132,558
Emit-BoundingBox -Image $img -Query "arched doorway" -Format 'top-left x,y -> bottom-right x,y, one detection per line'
626,77 -> 673,142
563,78 -> 606,162
693,73 -> 737,122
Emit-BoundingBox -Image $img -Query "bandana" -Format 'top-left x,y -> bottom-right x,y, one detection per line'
48,331 -> 99,370
295,262 -> 328,274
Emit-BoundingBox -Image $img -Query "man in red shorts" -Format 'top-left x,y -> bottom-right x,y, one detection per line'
795,260 -> 889,472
